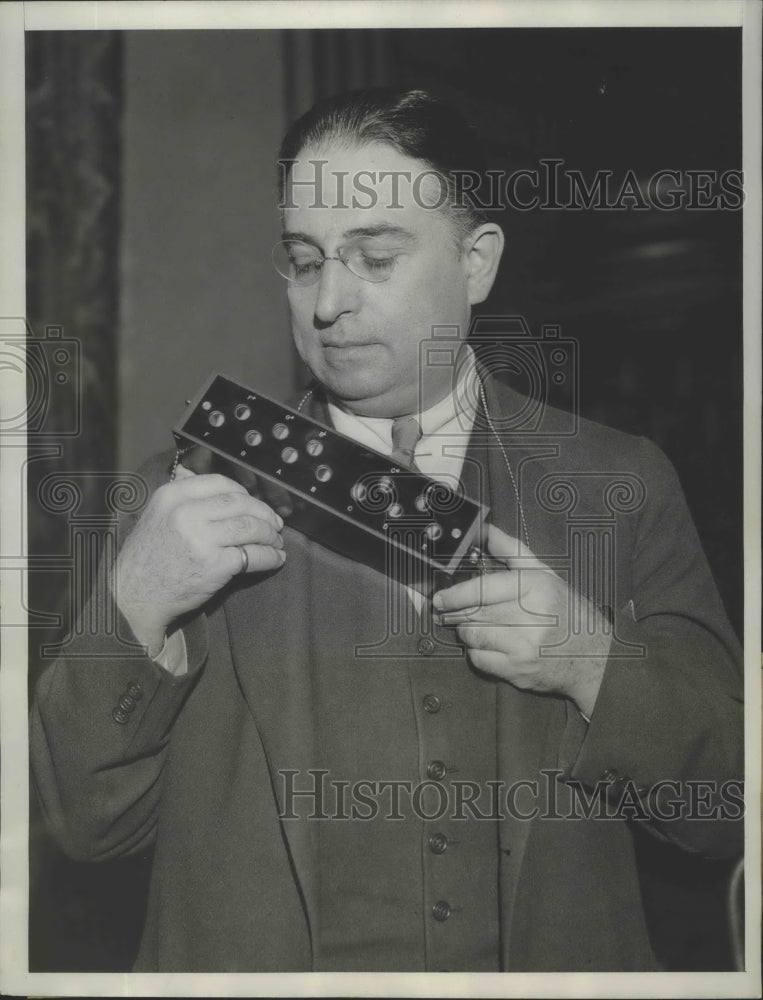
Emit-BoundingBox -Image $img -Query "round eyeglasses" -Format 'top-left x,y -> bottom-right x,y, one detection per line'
272,237 -> 403,286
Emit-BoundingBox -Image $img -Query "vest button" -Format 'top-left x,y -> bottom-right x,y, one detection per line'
422,693 -> 441,714
119,695 -> 136,712
417,637 -> 435,655
428,832 -> 448,854
432,900 -> 451,922
126,681 -> 143,700
427,759 -> 447,781
112,708 -> 129,725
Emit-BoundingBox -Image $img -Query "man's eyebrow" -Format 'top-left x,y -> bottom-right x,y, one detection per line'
280,224 -> 417,245
342,224 -> 417,242
281,231 -> 320,246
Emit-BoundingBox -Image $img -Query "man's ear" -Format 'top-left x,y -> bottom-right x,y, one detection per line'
463,223 -> 505,305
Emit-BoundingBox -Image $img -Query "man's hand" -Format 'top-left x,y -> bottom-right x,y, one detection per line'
113,465 -> 286,657
433,524 -> 610,718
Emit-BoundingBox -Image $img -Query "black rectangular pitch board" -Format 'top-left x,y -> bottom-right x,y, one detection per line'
173,373 -> 488,594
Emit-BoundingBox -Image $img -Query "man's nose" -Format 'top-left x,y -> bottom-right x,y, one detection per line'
312,257 -> 361,325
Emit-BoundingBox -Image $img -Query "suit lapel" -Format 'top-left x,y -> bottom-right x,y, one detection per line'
223,544 -> 321,961
468,372 -> 570,961
222,386 -> 329,964
218,387 -> 392,963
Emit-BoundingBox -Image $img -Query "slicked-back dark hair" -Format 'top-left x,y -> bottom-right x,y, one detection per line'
278,87 -> 489,240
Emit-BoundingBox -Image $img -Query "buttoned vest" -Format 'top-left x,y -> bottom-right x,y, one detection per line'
305,393 -> 524,971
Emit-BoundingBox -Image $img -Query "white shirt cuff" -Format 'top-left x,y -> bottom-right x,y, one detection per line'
152,628 -> 189,677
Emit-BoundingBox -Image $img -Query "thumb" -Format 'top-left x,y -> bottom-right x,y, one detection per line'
174,461 -> 196,481
486,523 -> 546,570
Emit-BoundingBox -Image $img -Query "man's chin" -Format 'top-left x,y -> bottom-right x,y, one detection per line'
322,374 -> 410,418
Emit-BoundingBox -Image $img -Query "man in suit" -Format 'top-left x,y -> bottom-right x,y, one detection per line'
31,88 -> 743,972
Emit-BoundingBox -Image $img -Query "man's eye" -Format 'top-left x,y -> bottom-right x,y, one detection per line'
290,256 -> 322,276
359,254 -> 397,273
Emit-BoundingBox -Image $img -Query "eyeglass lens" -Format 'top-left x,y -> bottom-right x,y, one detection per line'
272,239 -> 400,285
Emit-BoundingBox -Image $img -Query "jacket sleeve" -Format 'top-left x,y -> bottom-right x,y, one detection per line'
29,452 -> 210,862
557,436 -> 744,859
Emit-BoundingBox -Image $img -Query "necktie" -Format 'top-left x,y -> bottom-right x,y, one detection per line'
390,415 -> 422,472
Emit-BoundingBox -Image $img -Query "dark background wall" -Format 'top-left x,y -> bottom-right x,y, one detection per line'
27,27 -> 743,972
118,30 -> 292,471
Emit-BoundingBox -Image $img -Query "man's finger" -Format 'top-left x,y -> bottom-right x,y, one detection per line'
439,602 -> 557,628
209,515 -> 284,550
221,466 -> 294,519
166,472 -> 249,500
228,543 -> 287,575
433,569 -> 519,612
485,524 -> 547,570
201,491 -> 285,530
465,647 -> 511,678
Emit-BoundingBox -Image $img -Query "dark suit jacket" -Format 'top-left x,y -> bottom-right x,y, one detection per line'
30,377 -> 743,971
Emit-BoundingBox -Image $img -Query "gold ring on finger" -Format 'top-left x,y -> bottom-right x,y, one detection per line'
237,544 -> 249,574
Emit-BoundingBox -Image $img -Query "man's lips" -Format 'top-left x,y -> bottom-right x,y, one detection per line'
321,340 -> 377,349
